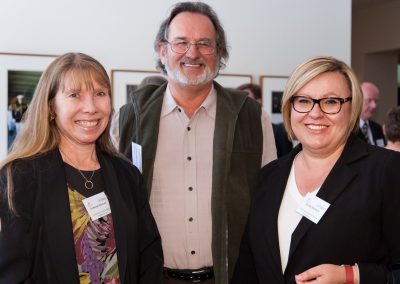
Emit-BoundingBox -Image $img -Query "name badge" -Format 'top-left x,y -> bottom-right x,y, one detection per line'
82,192 -> 111,221
376,139 -> 385,147
131,142 -> 142,173
296,193 -> 330,224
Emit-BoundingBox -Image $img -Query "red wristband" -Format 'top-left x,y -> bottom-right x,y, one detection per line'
344,265 -> 354,284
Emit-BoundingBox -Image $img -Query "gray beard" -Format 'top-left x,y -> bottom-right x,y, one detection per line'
164,58 -> 219,87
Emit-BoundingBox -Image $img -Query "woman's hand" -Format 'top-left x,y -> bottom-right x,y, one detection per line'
295,264 -> 357,284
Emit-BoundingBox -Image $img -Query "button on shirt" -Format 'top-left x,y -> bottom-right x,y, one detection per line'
150,86 -> 216,269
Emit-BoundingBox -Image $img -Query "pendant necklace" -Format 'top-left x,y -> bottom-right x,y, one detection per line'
60,148 -> 96,190
78,169 -> 95,189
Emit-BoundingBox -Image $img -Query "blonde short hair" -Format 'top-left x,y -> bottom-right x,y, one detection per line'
281,56 -> 362,141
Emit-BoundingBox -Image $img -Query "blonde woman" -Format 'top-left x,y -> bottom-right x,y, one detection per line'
0,52 -> 163,283
232,56 -> 400,284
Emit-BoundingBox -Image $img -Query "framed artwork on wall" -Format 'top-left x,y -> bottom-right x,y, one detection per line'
259,75 -> 288,124
111,69 -> 165,111
0,52 -> 57,160
215,73 -> 252,88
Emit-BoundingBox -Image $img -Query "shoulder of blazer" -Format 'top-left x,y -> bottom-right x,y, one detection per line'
130,83 -> 167,113
255,145 -> 300,192
1,149 -> 62,218
213,81 -> 251,113
97,151 -> 144,193
9,149 -> 61,179
97,151 -> 140,178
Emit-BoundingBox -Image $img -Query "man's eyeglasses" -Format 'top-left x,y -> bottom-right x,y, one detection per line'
165,40 -> 216,55
290,96 -> 352,114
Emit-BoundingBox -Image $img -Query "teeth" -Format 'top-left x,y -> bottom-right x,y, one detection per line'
183,63 -> 201,67
307,124 -> 326,130
77,120 -> 98,127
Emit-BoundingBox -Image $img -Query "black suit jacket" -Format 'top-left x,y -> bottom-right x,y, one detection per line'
0,149 -> 163,284
357,119 -> 386,146
232,134 -> 400,284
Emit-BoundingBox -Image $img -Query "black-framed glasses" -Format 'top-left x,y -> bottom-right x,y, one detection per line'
165,40 -> 216,55
290,96 -> 352,114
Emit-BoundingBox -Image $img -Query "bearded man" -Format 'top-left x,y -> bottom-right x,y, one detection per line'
114,2 -> 276,283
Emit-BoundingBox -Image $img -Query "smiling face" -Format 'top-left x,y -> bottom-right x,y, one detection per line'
53,73 -> 111,149
159,12 -> 219,87
291,71 -> 352,155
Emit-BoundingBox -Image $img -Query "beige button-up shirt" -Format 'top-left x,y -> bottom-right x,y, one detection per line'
148,85 -> 276,269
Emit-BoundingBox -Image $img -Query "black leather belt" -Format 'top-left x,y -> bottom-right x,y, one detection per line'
163,267 -> 214,282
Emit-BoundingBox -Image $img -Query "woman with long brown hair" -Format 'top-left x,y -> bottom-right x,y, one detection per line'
0,52 -> 163,283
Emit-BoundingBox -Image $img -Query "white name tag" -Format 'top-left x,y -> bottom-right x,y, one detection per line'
82,192 -> 111,221
131,142 -> 142,173
376,139 -> 385,147
296,193 -> 330,224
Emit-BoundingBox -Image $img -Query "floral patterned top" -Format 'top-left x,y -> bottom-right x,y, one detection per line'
64,163 -> 120,284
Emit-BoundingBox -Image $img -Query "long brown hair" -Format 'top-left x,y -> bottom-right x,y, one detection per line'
0,52 -> 118,215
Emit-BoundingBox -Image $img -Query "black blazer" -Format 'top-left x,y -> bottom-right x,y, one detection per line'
357,119 -> 386,146
0,149 -> 163,284
232,134 -> 400,284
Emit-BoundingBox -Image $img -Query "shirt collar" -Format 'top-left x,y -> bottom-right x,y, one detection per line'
161,83 -> 217,119
359,119 -> 369,127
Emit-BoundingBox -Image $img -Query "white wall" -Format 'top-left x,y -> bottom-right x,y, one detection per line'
0,0 -> 351,159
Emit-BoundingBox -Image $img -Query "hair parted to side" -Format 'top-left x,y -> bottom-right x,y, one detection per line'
0,52 -> 118,216
384,106 -> 400,143
154,1 -> 229,74
281,56 -> 363,142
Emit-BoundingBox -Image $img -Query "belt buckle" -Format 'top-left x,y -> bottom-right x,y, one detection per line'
164,267 -> 214,282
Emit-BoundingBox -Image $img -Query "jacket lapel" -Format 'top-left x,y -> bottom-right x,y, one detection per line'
42,149 -> 80,283
211,82 -> 247,284
288,135 -> 365,261
136,84 -> 165,196
97,152 -> 130,283
264,148 -> 300,280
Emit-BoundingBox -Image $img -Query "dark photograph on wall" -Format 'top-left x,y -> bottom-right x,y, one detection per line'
7,70 -> 42,147
271,91 -> 283,113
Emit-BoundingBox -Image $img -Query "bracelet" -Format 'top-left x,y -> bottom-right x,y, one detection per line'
344,265 -> 354,284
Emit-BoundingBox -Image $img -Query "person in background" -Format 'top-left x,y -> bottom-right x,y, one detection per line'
9,94 -> 28,134
232,56 -> 400,284
238,82 -> 293,157
138,74 -> 167,87
0,52 -> 163,283
384,106 -> 400,152
114,2 -> 276,283
238,83 -> 262,104
357,81 -> 386,146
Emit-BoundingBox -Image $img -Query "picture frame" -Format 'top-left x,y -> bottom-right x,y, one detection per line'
0,52 -> 57,160
111,69 -> 165,111
215,73 -> 252,88
260,75 -> 289,124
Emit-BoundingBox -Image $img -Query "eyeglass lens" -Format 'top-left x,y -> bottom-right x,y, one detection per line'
168,41 -> 215,55
292,97 -> 348,114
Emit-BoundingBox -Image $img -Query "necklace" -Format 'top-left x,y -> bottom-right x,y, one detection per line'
77,169 -> 95,190
59,148 -> 97,190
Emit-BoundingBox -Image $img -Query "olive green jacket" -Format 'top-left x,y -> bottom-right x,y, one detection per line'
119,81 -> 263,284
